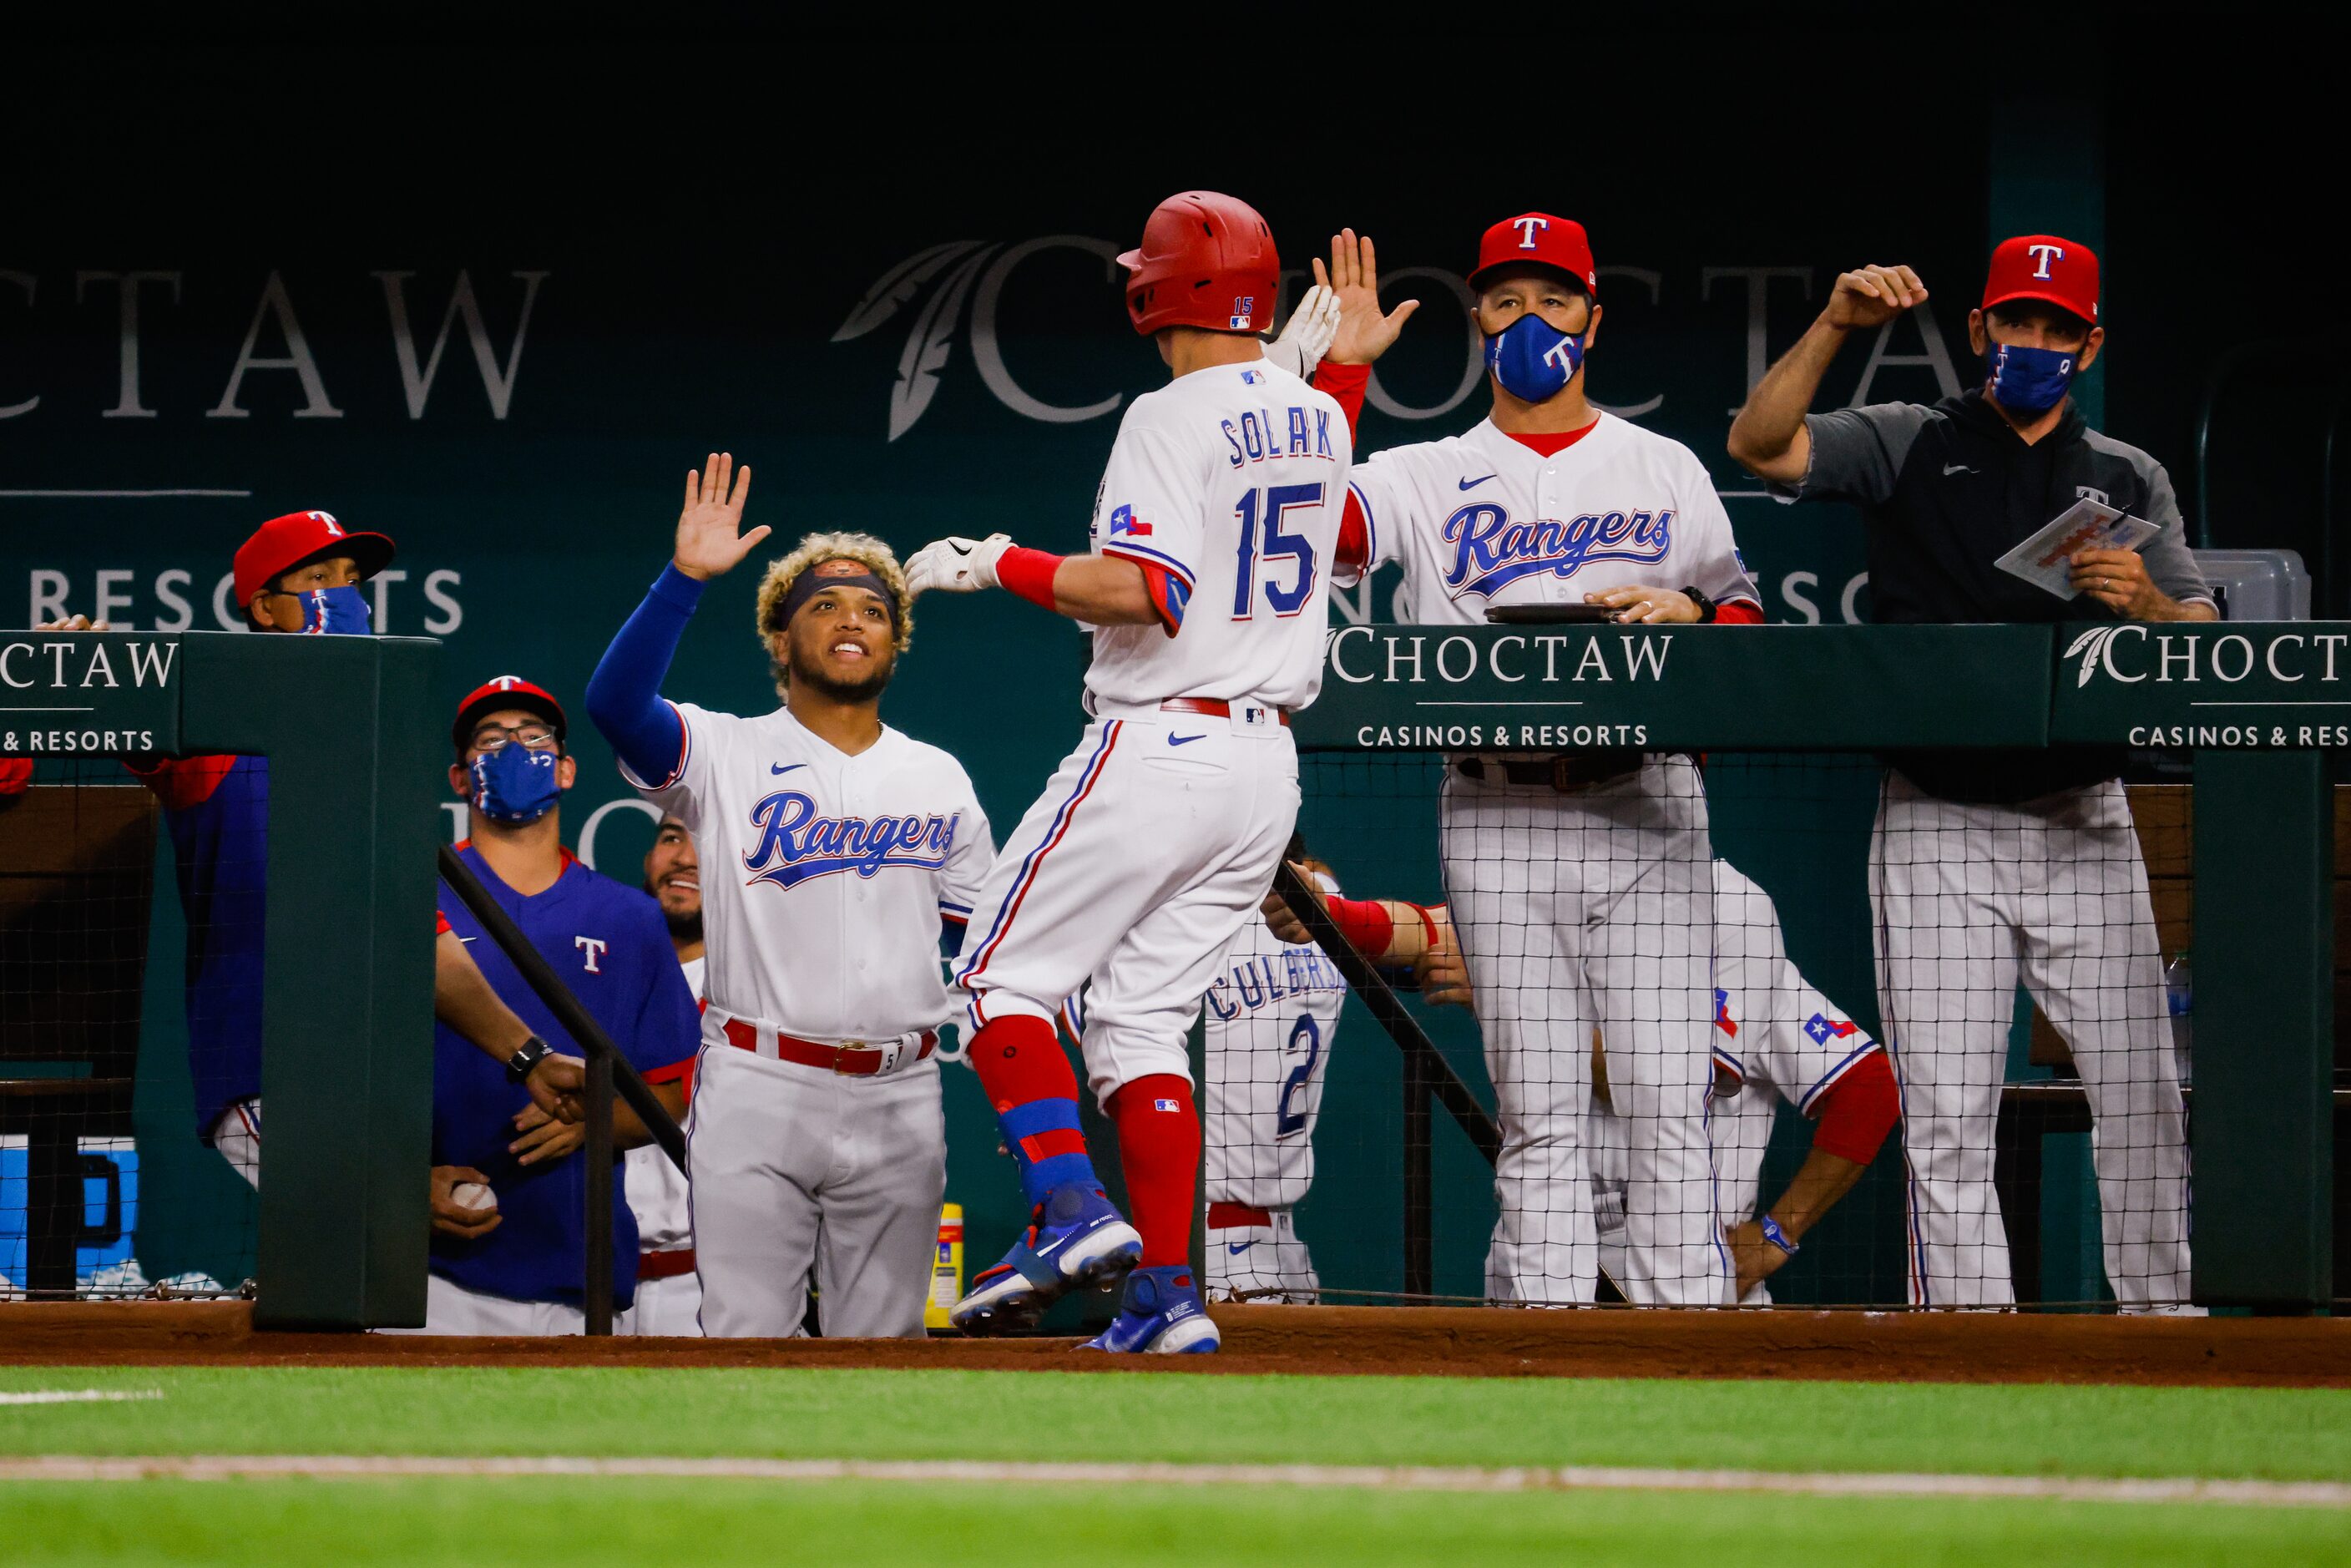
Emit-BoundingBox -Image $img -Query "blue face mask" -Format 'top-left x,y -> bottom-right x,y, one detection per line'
1985,341 -> 2077,416
296,585 -> 374,636
469,745 -> 562,826
1483,312 -> 1586,404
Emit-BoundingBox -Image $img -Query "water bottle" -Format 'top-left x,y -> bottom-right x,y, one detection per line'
2163,952 -> 2192,1088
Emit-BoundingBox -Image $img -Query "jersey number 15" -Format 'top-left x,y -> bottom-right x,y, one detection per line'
1232,483 -> 1322,620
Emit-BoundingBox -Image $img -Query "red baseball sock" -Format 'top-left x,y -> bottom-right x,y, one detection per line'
1107,1074 -> 1200,1267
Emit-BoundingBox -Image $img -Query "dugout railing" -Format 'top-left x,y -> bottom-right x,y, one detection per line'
1292,621 -> 2341,1313
3,630 -> 442,1329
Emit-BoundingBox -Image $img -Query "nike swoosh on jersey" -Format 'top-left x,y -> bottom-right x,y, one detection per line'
1168,733 -> 1204,746
771,762 -> 806,775
1226,1241 -> 1255,1254
1459,473 -> 1498,490
1943,463 -> 1976,476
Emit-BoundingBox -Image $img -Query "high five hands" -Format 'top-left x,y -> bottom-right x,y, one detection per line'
671,452 -> 769,582
1316,230 -> 1420,367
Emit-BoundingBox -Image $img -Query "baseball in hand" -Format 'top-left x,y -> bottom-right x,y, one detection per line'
449,1181 -> 497,1214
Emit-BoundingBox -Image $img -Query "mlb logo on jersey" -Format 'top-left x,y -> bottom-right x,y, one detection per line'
1228,296 -> 1255,331
1109,504 -> 1153,538
1441,502 -> 1676,598
1153,1098 -> 1181,1112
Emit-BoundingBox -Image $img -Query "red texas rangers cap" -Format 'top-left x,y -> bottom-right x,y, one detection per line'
232,510 -> 397,609
1469,213 -> 1599,296
1982,234 -> 2099,324
451,675 -> 569,751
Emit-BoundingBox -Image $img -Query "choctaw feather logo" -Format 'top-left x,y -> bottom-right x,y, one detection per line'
2065,625 -> 2125,687
832,240 -> 1002,441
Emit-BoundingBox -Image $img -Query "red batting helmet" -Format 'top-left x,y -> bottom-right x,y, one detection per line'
1118,191 -> 1279,336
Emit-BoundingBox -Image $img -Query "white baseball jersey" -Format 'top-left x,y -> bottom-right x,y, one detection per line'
1710,862 -> 1880,1114
625,953 -> 703,1256
1202,903 -> 1348,1210
626,705 -> 993,1040
1084,357 -> 1350,711
1346,414 -> 1758,622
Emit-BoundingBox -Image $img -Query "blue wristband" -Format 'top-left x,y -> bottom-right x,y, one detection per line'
1759,1216 -> 1799,1257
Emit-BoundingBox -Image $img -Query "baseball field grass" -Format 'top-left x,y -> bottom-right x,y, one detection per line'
6,1366 -> 2349,1564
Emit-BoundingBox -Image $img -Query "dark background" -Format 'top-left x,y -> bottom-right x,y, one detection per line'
4,17 -> 2340,1303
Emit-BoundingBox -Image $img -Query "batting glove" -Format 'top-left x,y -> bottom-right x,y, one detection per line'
1261,285 -> 1342,381
905,533 -> 1013,596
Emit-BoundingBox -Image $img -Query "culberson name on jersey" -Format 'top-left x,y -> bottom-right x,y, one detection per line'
1206,944 -> 1347,1021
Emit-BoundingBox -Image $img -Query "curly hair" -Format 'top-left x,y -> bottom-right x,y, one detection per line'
754,532 -> 913,697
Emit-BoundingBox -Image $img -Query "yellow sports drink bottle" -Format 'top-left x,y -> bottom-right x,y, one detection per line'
924,1203 -> 964,1330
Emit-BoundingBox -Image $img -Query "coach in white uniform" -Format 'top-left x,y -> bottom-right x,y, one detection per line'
1727,238 -> 2211,1310
588,467 -> 993,1338
1315,217 -> 1760,1307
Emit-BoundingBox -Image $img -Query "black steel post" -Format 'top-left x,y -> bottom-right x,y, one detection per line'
584,1049 -> 614,1336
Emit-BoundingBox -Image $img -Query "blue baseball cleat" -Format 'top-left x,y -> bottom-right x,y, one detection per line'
950,1183 -> 1142,1336
1079,1264 -> 1221,1354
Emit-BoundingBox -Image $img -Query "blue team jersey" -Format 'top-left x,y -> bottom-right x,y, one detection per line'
431,843 -> 699,1311
132,753 -> 270,1140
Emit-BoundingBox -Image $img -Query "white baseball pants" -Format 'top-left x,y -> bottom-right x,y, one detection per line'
1205,1207 -> 1319,1302
688,1038 -> 945,1338
958,707 -> 1299,1101
376,1271 -> 593,1336
1870,773 -> 2192,1309
1443,758 -> 1731,1308
624,1267 -> 704,1337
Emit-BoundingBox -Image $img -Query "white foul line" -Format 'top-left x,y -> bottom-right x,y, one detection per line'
0,1389 -> 162,1406
0,1454 -> 2341,1509
0,489 -> 252,498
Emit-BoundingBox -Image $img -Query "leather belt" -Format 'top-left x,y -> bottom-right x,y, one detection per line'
1208,1201 -> 1275,1229
721,1018 -> 936,1075
1161,696 -> 1289,726
636,1248 -> 696,1280
1456,751 -> 1643,792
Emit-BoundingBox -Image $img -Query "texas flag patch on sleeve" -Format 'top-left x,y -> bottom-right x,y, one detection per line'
1109,503 -> 1153,538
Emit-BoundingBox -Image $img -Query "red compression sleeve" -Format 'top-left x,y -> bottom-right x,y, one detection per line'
1312,361 -> 1368,441
996,546 -> 1063,610
1335,492 -> 1368,579
1320,894 -> 1394,958
1811,1051 -> 1900,1164
1716,600 -> 1765,625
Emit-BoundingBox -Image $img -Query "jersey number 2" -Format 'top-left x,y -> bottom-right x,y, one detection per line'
1232,483 -> 1322,620
1276,1013 -> 1322,1139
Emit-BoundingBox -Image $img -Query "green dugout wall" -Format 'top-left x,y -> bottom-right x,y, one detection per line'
6,623 -> 2335,1322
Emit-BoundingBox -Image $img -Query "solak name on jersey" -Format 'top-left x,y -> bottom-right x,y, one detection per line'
1219,396 -> 1342,469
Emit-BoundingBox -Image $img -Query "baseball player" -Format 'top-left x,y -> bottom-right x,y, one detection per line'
1312,219 -> 1762,1306
36,513 -> 579,1191
1727,239 -> 2208,1309
587,463 -> 993,1338
1586,861 -> 1901,1303
902,190 -> 1349,1354
624,812 -> 705,1335
1197,837 -> 1349,1302
1279,859 -> 1901,1303
404,676 -> 696,1335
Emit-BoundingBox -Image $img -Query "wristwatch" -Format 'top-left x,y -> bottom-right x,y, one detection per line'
505,1034 -> 553,1085
1758,1215 -> 1800,1256
1679,584 -> 1718,624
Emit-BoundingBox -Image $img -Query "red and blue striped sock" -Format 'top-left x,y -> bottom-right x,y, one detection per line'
967,1014 -> 1099,1209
